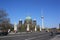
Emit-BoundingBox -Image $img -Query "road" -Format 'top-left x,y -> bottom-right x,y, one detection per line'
50,34 -> 60,40
0,31 -> 56,40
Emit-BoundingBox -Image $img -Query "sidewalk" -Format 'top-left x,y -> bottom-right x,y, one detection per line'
9,32 -> 27,34
50,35 -> 60,40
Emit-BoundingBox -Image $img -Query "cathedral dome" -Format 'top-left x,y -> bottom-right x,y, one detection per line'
25,16 -> 32,23
26,16 -> 31,20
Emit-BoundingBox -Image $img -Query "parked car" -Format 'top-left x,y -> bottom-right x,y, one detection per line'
49,28 -> 57,36
56,29 -> 60,34
0,27 -> 8,36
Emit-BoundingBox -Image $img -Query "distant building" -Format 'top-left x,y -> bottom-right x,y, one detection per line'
19,19 -> 22,24
32,19 -> 37,31
33,19 -> 36,25
24,16 -> 32,31
37,25 -> 40,31
16,16 -> 40,32
59,24 -> 60,29
18,19 -> 22,31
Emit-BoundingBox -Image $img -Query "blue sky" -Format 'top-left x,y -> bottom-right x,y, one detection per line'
0,0 -> 60,28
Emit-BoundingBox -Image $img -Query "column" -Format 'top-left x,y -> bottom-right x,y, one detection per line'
35,26 -> 37,32
27,24 -> 29,32
14,23 -> 17,33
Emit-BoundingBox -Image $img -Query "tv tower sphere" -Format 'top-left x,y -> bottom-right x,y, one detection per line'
41,16 -> 44,19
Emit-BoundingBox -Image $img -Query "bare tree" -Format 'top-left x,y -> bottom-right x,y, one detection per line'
0,9 -> 10,29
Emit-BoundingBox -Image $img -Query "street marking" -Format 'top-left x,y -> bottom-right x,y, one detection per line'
50,35 -> 60,40
0,35 -> 24,38
0,32 -> 47,38
25,34 -> 49,40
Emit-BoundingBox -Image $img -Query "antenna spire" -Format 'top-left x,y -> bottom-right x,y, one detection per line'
41,9 -> 44,29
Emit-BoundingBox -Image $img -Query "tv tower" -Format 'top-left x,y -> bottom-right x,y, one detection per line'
41,10 -> 44,29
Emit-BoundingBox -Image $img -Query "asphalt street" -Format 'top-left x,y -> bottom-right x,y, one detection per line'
50,34 -> 60,40
0,31 -> 56,40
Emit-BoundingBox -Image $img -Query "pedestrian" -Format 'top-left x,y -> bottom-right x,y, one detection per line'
50,31 -> 53,36
8,29 -> 10,33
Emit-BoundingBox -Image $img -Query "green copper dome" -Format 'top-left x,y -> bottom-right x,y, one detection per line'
25,16 -> 32,23
26,16 -> 31,20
